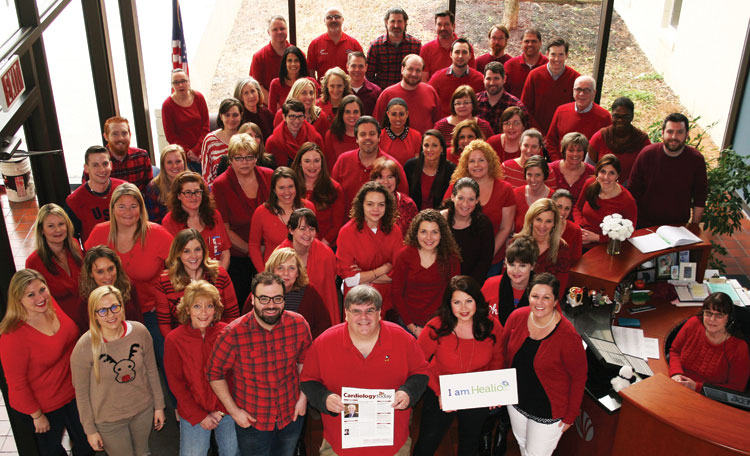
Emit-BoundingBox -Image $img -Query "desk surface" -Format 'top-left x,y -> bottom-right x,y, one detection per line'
618,373 -> 750,454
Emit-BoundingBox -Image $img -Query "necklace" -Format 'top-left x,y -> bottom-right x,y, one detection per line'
530,310 -> 557,329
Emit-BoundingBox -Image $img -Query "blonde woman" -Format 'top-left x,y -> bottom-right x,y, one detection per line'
25,203 -> 85,331
273,77 -> 331,138
84,183 -> 173,362
71,285 -> 165,455
164,281 -> 240,455
0,270 -> 92,455
317,66 -> 352,121
143,144 -> 187,223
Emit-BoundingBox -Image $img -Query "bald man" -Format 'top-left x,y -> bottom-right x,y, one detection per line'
307,7 -> 363,81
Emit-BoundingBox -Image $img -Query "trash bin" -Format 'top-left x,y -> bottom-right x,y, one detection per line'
1,157 -> 36,202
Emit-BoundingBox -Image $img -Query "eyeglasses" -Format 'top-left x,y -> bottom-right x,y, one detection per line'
233,155 -> 257,162
286,114 -> 305,121
326,14 -> 342,20
503,120 -> 523,127
703,310 -> 727,320
172,79 -> 189,85
347,308 -> 378,317
573,87 -> 593,94
255,295 -> 284,305
453,100 -> 473,107
180,190 -> 203,198
95,304 -> 122,317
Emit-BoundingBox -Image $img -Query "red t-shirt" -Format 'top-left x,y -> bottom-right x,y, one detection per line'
250,41 -> 290,90
306,32 -> 363,80
373,83 -> 441,134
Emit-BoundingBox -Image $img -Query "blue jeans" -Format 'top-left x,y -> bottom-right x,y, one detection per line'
180,414 -> 240,456
235,417 -> 304,456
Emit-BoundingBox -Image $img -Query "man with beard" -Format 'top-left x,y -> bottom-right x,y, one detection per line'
628,113 -> 707,229
208,271 -> 312,456
428,38 -> 485,117
503,28 -> 548,98
419,10 -> 475,82
544,75 -> 611,160
373,54 -> 441,134
307,7 -> 363,81
476,62 -> 528,134
476,24 -> 511,73
301,285 -> 429,456
331,116 -> 408,207
83,116 -> 152,192
366,8 -> 422,90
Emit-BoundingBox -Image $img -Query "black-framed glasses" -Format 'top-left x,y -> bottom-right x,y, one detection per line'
703,310 -> 727,320
286,114 -> 304,121
326,14 -> 342,20
180,190 -> 204,198
172,79 -> 189,85
255,295 -> 284,305
95,304 -> 122,317
233,155 -> 257,162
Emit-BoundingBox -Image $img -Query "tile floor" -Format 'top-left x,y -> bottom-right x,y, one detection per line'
2,187 -> 749,455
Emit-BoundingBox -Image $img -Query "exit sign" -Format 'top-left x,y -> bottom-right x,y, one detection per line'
1,55 -> 25,112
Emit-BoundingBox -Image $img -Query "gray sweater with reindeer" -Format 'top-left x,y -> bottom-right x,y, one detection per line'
70,321 -> 165,434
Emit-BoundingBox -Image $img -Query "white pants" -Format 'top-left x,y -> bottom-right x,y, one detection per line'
507,405 -> 564,456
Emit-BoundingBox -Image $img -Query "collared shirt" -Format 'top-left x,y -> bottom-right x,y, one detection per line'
476,90 -> 528,134
385,126 -> 410,141
366,33 -> 422,90
350,78 -> 382,116
82,147 -> 152,193
207,311 -> 312,431
575,102 -> 594,114
546,63 -> 564,81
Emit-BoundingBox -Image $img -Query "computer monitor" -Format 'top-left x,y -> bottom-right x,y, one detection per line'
702,383 -> 750,411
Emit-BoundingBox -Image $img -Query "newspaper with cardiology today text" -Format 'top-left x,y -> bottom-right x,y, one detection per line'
340,387 -> 395,449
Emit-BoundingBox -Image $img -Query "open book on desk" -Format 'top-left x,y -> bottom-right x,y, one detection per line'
629,225 -> 702,254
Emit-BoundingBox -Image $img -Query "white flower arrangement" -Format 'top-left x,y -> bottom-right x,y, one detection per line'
599,213 -> 634,242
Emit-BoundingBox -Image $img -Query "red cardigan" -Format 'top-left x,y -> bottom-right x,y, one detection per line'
154,266 -> 239,338
391,245 -> 460,327
248,200 -> 316,272
419,315 -> 504,396
501,307 -> 587,424
0,300 -> 78,414
25,248 -> 84,332
573,178 -> 637,239
164,322 -> 229,425
669,316 -> 750,392
279,238 -> 340,325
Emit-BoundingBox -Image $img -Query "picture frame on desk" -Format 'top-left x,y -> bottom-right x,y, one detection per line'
670,265 -> 680,280
678,250 -> 691,264
679,262 -> 697,282
637,269 -> 655,283
657,253 -> 678,279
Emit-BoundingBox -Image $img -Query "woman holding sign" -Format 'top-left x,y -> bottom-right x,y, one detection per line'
500,273 -> 586,456
413,275 -> 504,456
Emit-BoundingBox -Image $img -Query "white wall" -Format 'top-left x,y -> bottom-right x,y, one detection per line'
615,0 -> 750,147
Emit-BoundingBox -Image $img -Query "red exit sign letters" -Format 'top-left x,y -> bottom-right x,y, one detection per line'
1,55 -> 25,112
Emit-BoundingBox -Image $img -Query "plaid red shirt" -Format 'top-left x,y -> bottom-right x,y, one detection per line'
207,311 -> 312,431
366,33 -> 422,90
476,90 -> 529,135
82,147 -> 153,193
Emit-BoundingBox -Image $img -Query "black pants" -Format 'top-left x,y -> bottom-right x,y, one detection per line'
228,256 -> 256,312
413,388 -> 490,456
36,399 -> 94,456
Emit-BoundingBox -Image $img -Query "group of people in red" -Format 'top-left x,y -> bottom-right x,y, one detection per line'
3,5 -> 748,456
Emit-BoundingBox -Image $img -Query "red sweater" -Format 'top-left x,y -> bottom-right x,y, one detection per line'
545,102 -> 612,161
25,249 -> 85,332
520,66 -> 579,134
373,83 -> 441,134
164,322 -> 229,425
305,181 -> 347,246
535,241 -> 572,298
266,121 -> 324,167
391,245 -> 460,327
85,222 -> 174,312
379,128 -> 423,166
323,131 -> 358,173
549,160 -> 595,204
154,266 -> 239,337
669,316 -> 750,392
434,117 -> 493,146
250,41 -> 290,91
501,159 -> 557,189
588,128 -> 650,185
428,67 -> 486,117
0,300 -> 78,414
419,36 -> 476,80
419,315 -> 504,396
248,200 -> 316,272
573,178 -> 637,238
161,91 -> 210,159
503,54 -> 549,98
211,166 -> 273,257
476,52 -> 511,73
336,219 -> 402,313
65,178 -> 126,243
278,238 -> 340,325
501,307 -> 587,424
487,134 -> 520,162
272,108 -> 330,139
513,185 -> 555,233
330,148 -> 409,208
161,209 -> 231,261
562,219 -> 583,265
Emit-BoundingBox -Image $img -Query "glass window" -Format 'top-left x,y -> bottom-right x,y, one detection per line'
0,2 -> 20,48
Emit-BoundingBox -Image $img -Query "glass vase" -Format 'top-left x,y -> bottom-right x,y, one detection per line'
606,238 -> 622,255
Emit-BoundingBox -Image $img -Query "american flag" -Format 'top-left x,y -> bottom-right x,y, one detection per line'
171,0 -> 189,73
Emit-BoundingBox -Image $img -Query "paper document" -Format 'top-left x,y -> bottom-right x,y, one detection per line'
628,225 -> 702,253
643,337 -> 660,359
439,369 -> 518,411
340,387 -> 394,449
612,325 -> 647,360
